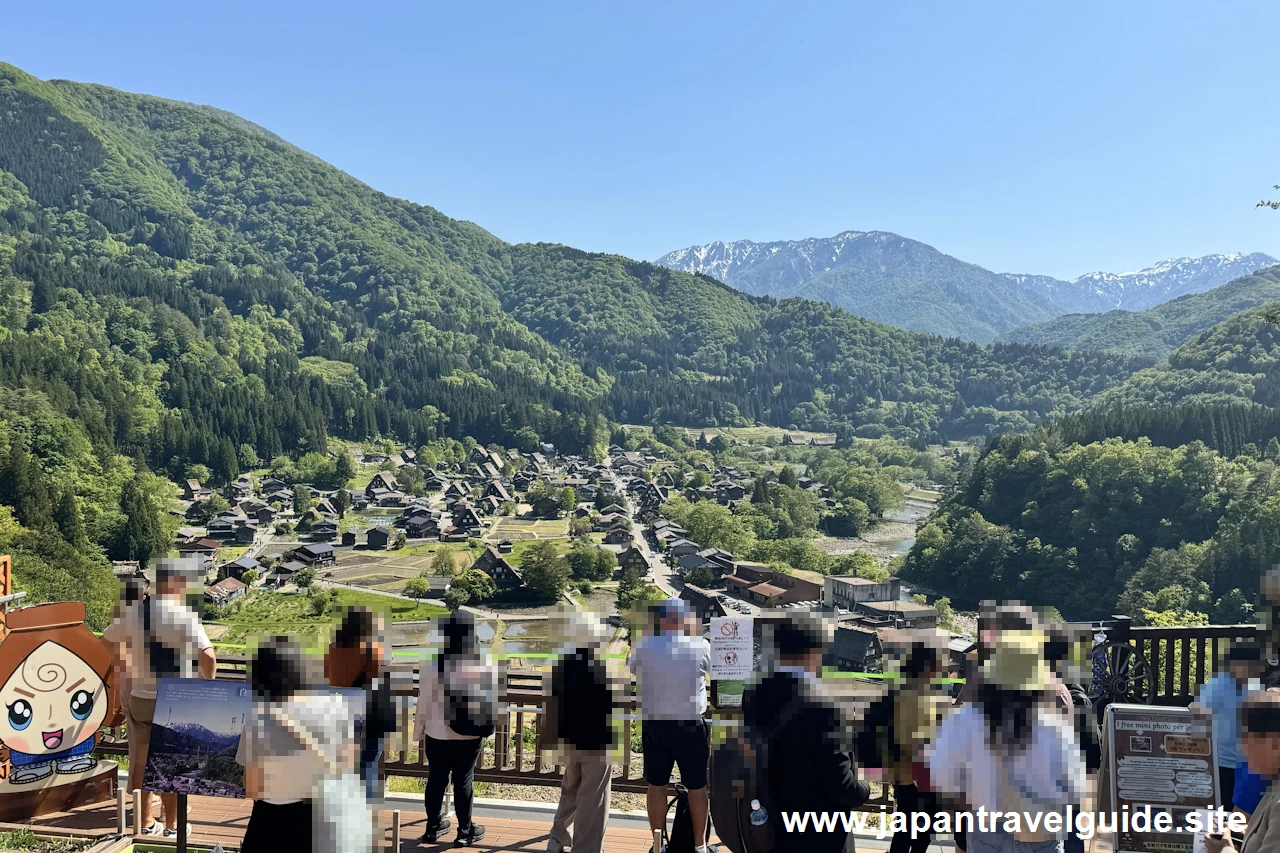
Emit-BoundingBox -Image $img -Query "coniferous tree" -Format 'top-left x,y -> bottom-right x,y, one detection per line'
334,450 -> 355,487
52,487 -> 84,547
751,477 -> 769,505
113,477 -> 165,567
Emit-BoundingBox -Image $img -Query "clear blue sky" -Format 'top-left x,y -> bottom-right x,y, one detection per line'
4,2 -> 1279,278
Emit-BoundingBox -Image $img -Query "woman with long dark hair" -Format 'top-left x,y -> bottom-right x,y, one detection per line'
412,611 -> 497,847
325,605 -> 389,799
929,631 -> 1086,853
237,637 -> 353,853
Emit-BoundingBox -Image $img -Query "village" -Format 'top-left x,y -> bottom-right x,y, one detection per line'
111,431 -> 945,672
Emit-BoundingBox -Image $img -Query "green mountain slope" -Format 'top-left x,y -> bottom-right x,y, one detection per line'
995,266 -> 1280,359
1094,298 -> 1280,410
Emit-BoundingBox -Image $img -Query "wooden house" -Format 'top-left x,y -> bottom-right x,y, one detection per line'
472,546 -> 522,590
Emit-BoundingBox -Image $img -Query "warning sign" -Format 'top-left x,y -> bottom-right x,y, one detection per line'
709,617 -> 753,679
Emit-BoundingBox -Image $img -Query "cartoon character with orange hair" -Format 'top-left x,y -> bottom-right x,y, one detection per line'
0,603 -> 115,784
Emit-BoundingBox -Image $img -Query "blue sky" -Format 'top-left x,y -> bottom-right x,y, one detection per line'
4,2 -> 1279,278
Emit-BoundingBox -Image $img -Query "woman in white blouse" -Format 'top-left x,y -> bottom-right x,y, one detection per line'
929,631 -> 1086,853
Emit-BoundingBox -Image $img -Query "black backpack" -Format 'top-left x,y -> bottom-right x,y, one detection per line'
352,654 -> 398,740
853,689 -> 899,772
439,655 -> 495,738
709,694 -> 806,853
664,784 -> 698,853
141,597 -> 182,679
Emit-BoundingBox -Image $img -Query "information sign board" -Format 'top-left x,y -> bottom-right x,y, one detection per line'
1106,704 -> 1219,853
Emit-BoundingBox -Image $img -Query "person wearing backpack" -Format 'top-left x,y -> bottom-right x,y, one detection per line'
103,557 -> 216,837
737,613 -> 870,853
413,611 -> 497,847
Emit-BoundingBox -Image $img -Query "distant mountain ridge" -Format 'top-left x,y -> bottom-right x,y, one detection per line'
996,266 -> 1280,360
657,231 -> 1276,341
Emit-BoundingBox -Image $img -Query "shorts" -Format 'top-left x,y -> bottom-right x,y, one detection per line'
642,719 -> 709,789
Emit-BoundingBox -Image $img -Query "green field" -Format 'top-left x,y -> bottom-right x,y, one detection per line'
489,517 -> 568,541
208,588 -> 448,647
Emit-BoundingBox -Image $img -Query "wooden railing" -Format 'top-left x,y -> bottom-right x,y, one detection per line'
95,622 -> 1267,798
1128,623 -> 1263,706
93,655 -> 891,802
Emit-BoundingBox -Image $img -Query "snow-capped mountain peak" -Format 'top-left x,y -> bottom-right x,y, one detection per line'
657,232 -> 1278,325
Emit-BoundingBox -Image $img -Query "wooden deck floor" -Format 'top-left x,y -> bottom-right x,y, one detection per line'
19,794 -> 673,852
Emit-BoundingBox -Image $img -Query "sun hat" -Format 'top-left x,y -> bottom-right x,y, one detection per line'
981,630 -> 1050,691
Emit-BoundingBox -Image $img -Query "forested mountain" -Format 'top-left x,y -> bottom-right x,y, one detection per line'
905,295 -> 1280,621
902,431 -> 1274,622
658,231 -> 1275,342
996,266 -> 1280,359
0,62 -> 1152,616
1096,298 -> 1280,411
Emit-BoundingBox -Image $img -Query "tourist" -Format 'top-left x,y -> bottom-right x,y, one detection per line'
546,608 -> 617,853
929,630 -> 1086,853
1192,641 -> 1264,810
888,638 -> 947,853
102,558 -> 216,837
413,611 -> 496,847
740,612 -> 870,853
238,637 -> 353,853
628,598 -> 713,853
324,605 -> 391,799
1203,690 -> 1280,853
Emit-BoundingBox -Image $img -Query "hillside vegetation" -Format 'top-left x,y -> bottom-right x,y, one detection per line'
905,297 -> 1280,621
902,431 -> 1275,622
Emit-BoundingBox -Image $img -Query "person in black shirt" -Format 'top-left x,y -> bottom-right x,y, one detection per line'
546,610 -> 617,853
741,613 -> 870,853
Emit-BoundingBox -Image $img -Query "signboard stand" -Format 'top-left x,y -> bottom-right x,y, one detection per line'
176,792 -> 188,853
1103,703 -> 1219,853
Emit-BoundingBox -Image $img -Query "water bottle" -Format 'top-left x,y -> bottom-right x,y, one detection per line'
749,799 -> 768,826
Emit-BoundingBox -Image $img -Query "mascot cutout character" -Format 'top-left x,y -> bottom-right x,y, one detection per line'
0,602 -> 117,813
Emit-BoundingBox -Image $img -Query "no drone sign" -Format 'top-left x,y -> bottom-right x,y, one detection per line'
710,617 -> 753,679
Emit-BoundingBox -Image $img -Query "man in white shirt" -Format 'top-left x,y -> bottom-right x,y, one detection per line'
629,599 -> 712,853
103,558 -> 216,836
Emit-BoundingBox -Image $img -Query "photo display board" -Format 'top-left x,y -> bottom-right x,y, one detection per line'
1106,704 -> 1219,853
144,678 -> 252,798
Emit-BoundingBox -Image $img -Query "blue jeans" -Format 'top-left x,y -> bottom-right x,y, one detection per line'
360,737 -> 384,800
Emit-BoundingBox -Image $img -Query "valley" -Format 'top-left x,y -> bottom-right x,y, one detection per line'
1,60 -> 1279,628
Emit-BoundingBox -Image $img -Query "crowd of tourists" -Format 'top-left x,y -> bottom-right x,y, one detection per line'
101,563 -> 1280,853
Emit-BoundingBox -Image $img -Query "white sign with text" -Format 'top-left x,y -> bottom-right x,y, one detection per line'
710,616 -> 753,679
